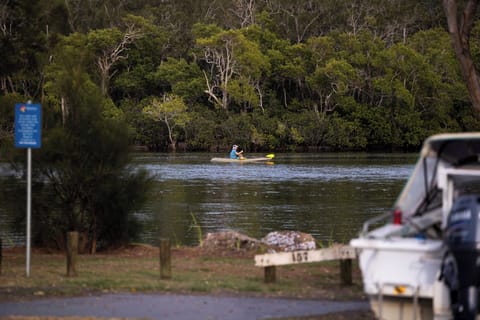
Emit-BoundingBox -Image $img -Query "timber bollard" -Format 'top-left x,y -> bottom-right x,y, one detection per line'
159,238 -> 171,279
340,259 -> 352,285
264,266 -> 276,283
66,231 -> 79,277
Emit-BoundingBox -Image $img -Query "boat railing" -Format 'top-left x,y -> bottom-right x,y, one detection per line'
361,211 -> 391,236
360,167 -> 480,238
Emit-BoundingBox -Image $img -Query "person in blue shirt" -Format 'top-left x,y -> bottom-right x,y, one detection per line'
230,144 -> 244,159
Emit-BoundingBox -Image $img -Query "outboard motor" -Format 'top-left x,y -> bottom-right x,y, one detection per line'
444,195 -> 480,319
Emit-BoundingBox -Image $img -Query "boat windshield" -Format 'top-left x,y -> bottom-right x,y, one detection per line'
394,155 -> 443,218
394,134 -> 480,219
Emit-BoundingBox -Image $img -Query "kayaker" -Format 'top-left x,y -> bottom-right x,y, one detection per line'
230,144 -> 244,159
237,146 -> 244,159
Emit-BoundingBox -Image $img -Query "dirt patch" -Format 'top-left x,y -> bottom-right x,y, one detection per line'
95,243 -> 161,257
96,242 -> 261,259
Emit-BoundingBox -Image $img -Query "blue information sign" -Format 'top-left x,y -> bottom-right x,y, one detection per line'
14,102 -> 42,148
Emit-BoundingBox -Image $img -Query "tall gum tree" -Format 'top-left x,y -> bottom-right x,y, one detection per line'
443,0 -> 480,114
87,15 -> 146,96
196,26 -> 269,112
142,94 -> 191,151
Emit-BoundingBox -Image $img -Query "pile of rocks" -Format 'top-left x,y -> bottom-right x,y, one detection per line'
202,230 -> 316,252
261,231 -> 316,252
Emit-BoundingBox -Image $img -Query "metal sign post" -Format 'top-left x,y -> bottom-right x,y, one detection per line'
14,101 -> 42,277
26,148 -> 31,277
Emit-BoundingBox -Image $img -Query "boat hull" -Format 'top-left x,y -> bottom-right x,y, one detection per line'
349,133 -> 480,319
210,157 -> 271,163
351,237 -> 448,319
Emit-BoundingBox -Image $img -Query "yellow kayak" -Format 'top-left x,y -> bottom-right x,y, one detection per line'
211,154 -> 274,163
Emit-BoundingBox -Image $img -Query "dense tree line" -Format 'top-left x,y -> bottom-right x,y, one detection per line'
1,0 -> 479,153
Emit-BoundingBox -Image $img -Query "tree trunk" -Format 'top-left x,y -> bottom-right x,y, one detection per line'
89,214 -> 97,254
443,0 -> 480,114
90,226 -> 97,255
164,120 -> 176,152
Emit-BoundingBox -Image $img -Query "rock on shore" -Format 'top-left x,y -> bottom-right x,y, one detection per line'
202,230 -> 316,253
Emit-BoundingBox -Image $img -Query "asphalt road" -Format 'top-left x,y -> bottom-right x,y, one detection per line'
0,293 -> 369,320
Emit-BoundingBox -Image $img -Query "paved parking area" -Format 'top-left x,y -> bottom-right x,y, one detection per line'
0,293 -> 369,320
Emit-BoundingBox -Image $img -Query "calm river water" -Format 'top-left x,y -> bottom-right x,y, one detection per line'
131,152 -> 416,246
0,152 -> 417,247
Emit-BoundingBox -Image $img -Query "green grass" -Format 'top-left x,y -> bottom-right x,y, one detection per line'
0,246 -> 366,302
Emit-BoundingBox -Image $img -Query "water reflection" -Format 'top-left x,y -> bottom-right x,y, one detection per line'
134,153 -> 416,246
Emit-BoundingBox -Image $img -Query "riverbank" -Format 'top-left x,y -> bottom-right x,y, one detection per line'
0,244 -> 373,319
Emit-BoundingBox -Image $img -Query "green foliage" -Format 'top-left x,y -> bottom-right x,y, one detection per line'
2,0 -> 479,153
23,48 -> 153,250
155,58 -> 204,102
87,28 -> 124,55
192,23 -> 223,39
229,77 -> 258,108
0,93 -> 25,158
184,111 -> 217,151
10,0 -> 480,254
143,94 -> 191,149
325,115 -> 368,150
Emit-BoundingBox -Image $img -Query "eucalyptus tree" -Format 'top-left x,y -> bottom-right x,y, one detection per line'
369,44 -> 428,147
240,25 -> 289,115
110,15 -> 171,104
86,15 -> 148,97
407,28 -> 470,131
230,30 -> 270,113
307,58 -> 358,115
296,33 -> 372,148
230,0 -> 257,27
274,42 -> 309,109
194,25 -> 237,110
106,18 -> 173,149
141,58 -> 205,150
443,0 -> 480,114
194,24 -> 269,113
142,94 -> 191,151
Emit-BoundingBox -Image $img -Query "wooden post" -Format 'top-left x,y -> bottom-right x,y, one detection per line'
264,266 -> 276,283
66,231 -> 78,277
159,238 -> 171,279
340,259 -> 352,285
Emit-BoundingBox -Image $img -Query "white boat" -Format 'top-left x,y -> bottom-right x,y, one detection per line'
350,132 -> 480,320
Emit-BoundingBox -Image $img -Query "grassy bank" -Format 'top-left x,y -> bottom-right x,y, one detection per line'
0,244 -> 367,301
